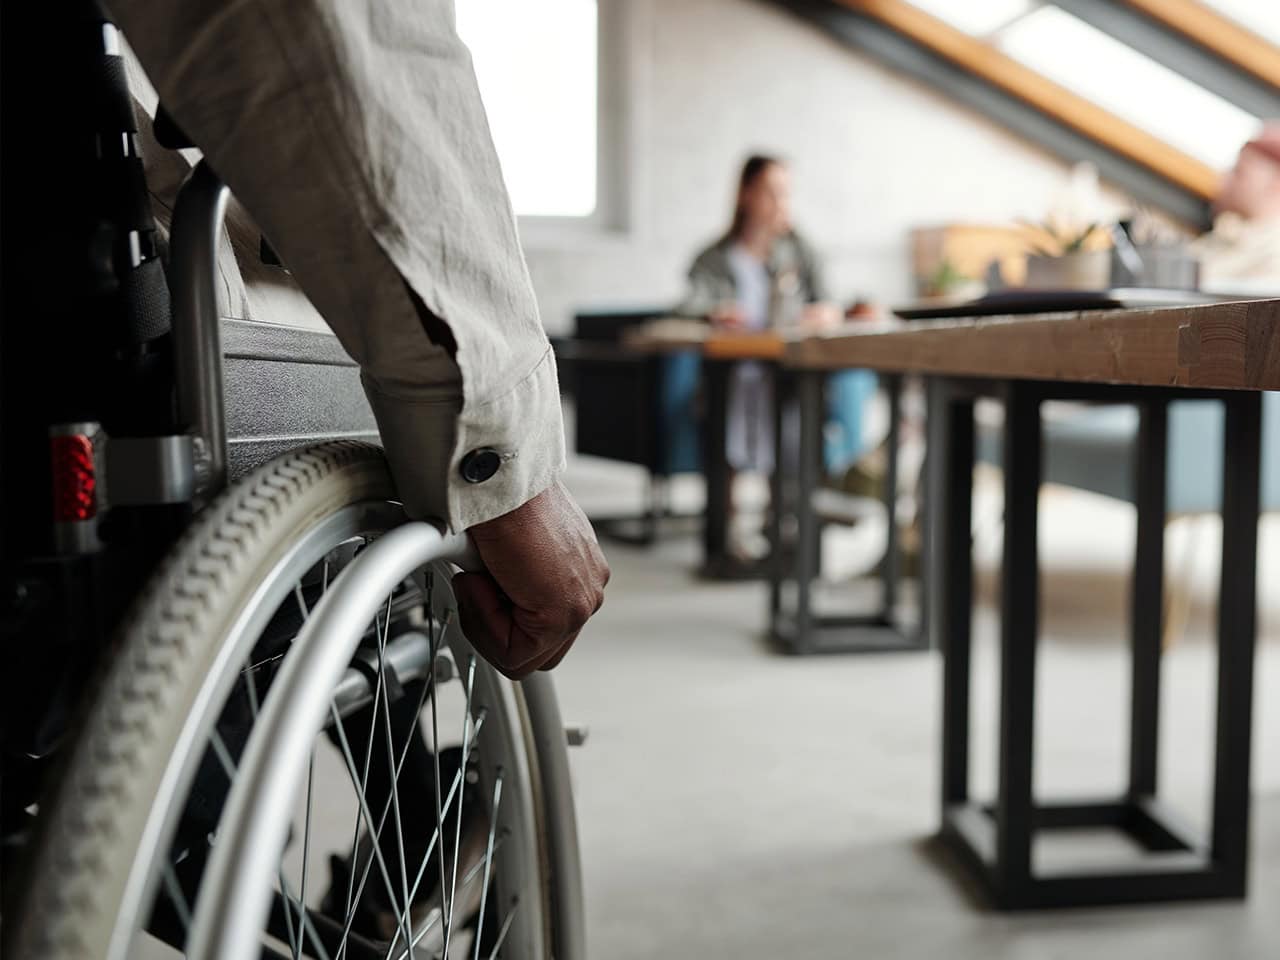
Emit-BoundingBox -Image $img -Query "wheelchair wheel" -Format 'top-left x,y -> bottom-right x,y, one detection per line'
9,441 -> 584,960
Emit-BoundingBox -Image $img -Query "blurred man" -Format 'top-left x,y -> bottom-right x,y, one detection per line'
1196,124 -> 1280,292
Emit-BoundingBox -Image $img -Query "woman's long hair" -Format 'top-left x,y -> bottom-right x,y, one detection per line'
728,154 -> 784,239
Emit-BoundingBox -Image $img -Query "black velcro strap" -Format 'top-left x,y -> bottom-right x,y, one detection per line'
94,54 -> 139,135
120,257 -> 172,344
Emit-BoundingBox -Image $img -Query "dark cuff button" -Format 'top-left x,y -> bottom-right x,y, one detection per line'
460,447 -> 503,484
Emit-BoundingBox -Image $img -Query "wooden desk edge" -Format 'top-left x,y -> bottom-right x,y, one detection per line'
782,298 -> 1280,392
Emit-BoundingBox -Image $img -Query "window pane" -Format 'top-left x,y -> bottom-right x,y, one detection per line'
997,6 -> 1261,171
908,0 -> 1037,36
1197,1 -> 1280,47
457,0 -> 597,217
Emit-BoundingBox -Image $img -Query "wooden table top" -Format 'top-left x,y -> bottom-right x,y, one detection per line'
621,318 -> 790,359
785,298 -> 1280,392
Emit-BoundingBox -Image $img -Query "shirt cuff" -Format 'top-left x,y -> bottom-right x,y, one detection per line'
362,346 -> 565,531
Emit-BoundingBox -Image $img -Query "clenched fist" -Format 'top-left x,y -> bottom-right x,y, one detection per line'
452,481 -> 609,679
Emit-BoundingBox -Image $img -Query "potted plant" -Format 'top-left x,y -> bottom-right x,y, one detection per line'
1020,218 -> 1112,290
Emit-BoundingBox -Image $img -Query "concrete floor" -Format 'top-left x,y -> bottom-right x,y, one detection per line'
552,459 -> 1280,960
136,454 -> 1280,959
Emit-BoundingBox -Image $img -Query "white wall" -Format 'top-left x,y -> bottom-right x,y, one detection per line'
521,0 -> 1122,333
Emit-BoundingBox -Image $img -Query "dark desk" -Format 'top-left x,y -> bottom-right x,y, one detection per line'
555,314 -> 703,544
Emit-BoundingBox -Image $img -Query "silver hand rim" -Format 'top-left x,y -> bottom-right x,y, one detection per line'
185,522 -> 472,959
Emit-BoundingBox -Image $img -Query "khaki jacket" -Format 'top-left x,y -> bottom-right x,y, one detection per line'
112,0 -> 564,531
677,231 -> 827,320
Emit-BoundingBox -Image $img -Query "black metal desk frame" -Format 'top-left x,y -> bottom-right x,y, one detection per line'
767,368 -> 928,654
932,375 -> 1261,909
699,356 -> 748,578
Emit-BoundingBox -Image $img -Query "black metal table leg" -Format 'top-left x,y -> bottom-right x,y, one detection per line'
700,357 -> 733,577
993,380 -> 1042,902
936,379 -> 1264,910
770,371 -> 927,654
936,378 -> 975,810
768,368 -> 794,627
791,369 -> 824,651
1211,389 -> 1262,895
1129,399 -> 1167,801
881,373 -> 903,616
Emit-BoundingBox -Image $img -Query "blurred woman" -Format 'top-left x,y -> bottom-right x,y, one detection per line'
680,154 -> 874,561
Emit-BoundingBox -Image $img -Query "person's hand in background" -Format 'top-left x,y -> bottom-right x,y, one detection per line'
845,299 -> 881,321
799,301 -> 841,332
709,302 -> 747,329
452,481 -> 610,679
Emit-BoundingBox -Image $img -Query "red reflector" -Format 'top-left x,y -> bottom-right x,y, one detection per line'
51,435 -> 98,522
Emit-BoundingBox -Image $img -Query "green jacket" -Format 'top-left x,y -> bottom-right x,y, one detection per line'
677,230 -> 827,320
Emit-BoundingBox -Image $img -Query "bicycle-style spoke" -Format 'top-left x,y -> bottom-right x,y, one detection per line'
485,903 -> 519,960
379,768 -> 464,960
149,531 -> 548,960
327,703 -> 410,926
209,729 -> 237,782
470,771 -> 504,960
374,595 -> 416,960
427,630 -> 451,939
279,868 -> 334,960
340,669 -> 385,952
278,868 -> 302,958
380,704 -> 491,960
294,582 -> 311,622
295,750 -> 317,960
334,672 -> 441,960
389,907 -> 444,960
337,585 -> 393,952
211,728 -> 307,958
245,668 -> 261,719
161,863 -> 193,933
443,655 -> 478,956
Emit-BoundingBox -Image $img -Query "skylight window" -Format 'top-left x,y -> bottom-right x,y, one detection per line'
997,6 -> 1261,171
1196,0 -> 1280,47
907,0 -> 1036,36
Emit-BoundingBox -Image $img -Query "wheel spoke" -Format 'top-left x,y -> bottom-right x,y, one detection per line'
294,582 -> 311,622
427,628 -> 450,939
295,750 -> 316,960
339,610 -> 389,958
333,673 -> 441,960
469,771 -> 504,960
327,704 -> 409,925
209,729 -> 237,782
279,869 -> 334,960
443,655 -> 478,956
153,532 -> 541,960
278,868 -> 301,958
161,863 -> 193,932
379,768 -> 466,960
245,668 -> 261,718
484,902 -> 519,960
375,596 -> 416,960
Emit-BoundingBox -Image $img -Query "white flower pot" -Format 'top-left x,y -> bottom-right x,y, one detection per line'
1024,250 -> 1112,291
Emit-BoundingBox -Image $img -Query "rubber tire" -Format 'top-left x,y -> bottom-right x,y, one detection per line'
10,441 -> 399,960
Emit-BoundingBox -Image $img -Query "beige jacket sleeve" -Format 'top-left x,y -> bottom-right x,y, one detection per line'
109,0 -> 564,531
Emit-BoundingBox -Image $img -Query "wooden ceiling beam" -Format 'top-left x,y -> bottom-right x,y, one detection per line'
1123,0 -> 1280,91
833,0 -> 1222,200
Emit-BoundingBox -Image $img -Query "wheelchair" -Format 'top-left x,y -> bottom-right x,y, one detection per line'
1,6 -> 584,959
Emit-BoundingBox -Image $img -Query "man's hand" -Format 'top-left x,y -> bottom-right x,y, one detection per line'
452,481 -> 609,679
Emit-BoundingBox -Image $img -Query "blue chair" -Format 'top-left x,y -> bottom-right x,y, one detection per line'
977,393 -> 1280,642
978,395 -> 1280,513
